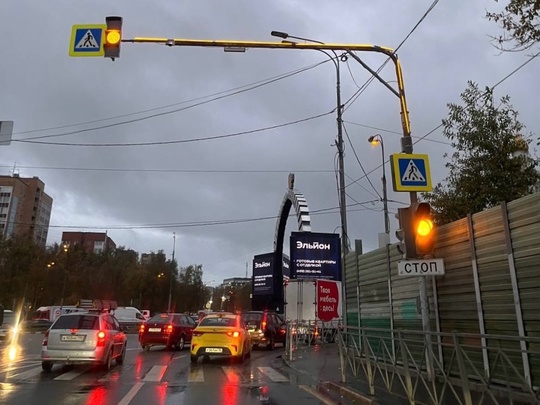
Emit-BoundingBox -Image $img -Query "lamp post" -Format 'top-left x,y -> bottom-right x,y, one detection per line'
168,233 -> 176,313
368,133 -> 395,355
60,244 -> 69,309
271,31 -> 349,259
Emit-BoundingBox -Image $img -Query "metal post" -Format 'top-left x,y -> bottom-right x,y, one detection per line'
168,232 -> 176,312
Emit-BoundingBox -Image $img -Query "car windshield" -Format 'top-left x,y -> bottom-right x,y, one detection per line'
52,315 -> 99,330
148,313 -> 173,322
199,317 -> 236,327
242,313 -> 262,322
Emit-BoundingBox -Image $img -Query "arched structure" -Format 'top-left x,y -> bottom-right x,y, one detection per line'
274,189 -> 312,253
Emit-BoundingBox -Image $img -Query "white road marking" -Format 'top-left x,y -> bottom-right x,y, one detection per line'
172,354 -> 186,360
188,367 -> 204,383
142,365 -> 167,382
54,368 -> 87,381
222,366 -> 241,383
126,348 -> 140,351
8,366 -> 43,380
299,385 -> 337,405
258,367 -> 289,382
117,382 -> 145,405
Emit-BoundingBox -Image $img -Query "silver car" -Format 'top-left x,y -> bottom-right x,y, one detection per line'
41,311 -> 127,372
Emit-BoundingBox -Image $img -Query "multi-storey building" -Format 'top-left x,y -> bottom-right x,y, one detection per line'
61,231 -> 116,254
0,174 -> 53,246
220,277 -> 251,289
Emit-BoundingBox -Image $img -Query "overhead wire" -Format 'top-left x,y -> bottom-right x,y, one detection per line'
14,59 -> 331,140
14,110 -> 334,147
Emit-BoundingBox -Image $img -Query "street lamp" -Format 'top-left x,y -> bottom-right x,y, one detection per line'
168,233 -> 176,313
368,133 -> 395,354
271,31 -> 349,258
368,134 -> 390,240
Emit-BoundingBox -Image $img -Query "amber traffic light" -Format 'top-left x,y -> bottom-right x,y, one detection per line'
104,16 -> 122,60
412,202 -> 435,256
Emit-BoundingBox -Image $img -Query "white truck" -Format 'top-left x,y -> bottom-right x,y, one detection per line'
284,279 -> 342,343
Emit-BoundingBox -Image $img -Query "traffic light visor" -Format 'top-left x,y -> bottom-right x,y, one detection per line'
106,30 -> 121,45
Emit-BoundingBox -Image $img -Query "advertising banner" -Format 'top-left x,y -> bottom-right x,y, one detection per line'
316,279 -> 342,322
282,254 -> 290,280
290,232 -> 341,280
252,253 -> 274,295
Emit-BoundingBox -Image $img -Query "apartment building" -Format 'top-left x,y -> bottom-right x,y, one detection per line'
61,231 -> 116,254
0,174 -> 53,246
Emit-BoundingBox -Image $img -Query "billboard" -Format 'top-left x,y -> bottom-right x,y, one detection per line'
252,253 -> 274,295
316,279 -> 342,322
282,254 -> 290,280
290,232 -> 341,280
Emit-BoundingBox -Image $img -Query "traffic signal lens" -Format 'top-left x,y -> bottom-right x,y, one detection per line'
106,30 -> 121,45
417,218 -> 433,236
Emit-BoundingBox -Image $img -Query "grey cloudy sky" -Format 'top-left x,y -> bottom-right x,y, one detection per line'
1,1 -> 538,284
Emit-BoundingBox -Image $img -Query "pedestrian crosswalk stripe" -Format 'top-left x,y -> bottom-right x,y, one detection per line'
54,368 -> 88,381
142,365 -> 167,382
75,30 -> 99,49
8,366 -> 43,380
258,367 -> 289,382
222,367 -> 241,383
188,367 -> 204,383
118,382 -> 145,405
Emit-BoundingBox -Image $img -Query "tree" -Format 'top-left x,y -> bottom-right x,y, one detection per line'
487,0 -> 540,50
423,81 -> 539,225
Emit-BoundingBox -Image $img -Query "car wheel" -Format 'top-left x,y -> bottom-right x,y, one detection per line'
246,344 -> 251,358
103,348 -> 113,371
267,336 -> 275,351
42,361 -> 53,372
141,344 -> 150,351
177,335 -> 185,351
190,355 -> 198,364
116,344 -> 126,365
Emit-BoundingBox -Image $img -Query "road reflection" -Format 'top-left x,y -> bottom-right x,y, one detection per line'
85,385 -> 107,405
221,381 -> 239,405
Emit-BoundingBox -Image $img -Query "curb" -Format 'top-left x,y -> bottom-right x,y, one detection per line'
283,353 -> 376,405
320,381 -> 376,405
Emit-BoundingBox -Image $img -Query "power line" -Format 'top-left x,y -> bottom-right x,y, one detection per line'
0,165 -> 335,174
14,110 -> 333,147
343,0 -> 441,112
14,60 -> 330,140
13,200 -> 379,231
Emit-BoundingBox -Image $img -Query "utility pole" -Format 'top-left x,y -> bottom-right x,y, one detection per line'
168,232 -> 176,312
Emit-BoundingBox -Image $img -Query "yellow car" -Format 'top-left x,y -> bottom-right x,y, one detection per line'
190,313 -> 251,364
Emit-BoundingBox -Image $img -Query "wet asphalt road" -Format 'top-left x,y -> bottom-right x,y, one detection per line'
0,333 -> 328,405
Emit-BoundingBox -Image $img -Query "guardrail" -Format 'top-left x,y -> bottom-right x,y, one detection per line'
284,320 -> 340,361
337,326 -> 540,405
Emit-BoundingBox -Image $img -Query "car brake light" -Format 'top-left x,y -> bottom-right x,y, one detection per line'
166,324 -> 173,333
139,324 -> 145,333
97,330 -> 106,346
262,320 -> 267,329
42,330 -> 49,346
226,331 -> 240,338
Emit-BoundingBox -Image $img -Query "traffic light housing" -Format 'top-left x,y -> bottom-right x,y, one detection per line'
395,207 -> 416,259
104,16 -> 122,60
412,202 -> 435,257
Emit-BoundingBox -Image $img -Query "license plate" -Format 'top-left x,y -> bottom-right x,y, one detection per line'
61,334 -> 85,342
149,328 -> 161,332
205,348 -> 223,353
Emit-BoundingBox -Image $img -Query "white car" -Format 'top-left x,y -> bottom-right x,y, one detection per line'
41,311 -> 127,372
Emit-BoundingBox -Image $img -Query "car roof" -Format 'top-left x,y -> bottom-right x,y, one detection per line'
204,313 -> 236,319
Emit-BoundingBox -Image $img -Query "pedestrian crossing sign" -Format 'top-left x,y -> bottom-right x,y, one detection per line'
390,153 -> 432,192
69,24 -> 106,57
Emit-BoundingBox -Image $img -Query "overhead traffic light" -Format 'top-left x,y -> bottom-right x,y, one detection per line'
395,206 -> 416,259
412,202 -> 435,257
104,16 -> 122,60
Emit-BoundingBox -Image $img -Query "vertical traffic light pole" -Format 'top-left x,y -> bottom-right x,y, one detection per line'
385,52 -> 433,378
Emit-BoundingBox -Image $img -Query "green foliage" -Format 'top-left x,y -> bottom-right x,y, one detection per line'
487,0 -> 540,50
422,82 -> 539,225
0,241 -> 208,316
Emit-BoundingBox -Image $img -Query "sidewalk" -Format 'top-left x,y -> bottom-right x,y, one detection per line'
282,343 -> 412,405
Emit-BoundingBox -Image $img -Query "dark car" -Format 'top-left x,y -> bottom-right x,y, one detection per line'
139,313 -> 196,351
241,310 -> 286,350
